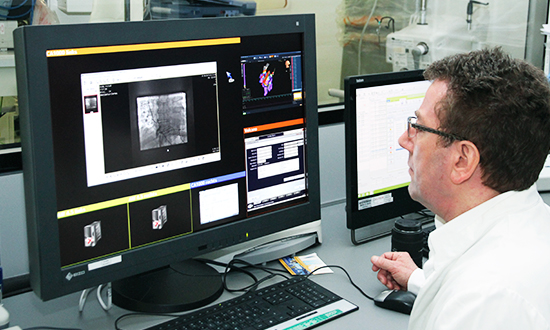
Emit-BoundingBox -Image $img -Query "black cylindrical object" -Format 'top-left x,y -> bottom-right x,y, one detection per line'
391,218 -> 424,268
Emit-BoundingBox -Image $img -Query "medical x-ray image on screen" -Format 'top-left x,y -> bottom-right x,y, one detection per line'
137,92 -> 188,151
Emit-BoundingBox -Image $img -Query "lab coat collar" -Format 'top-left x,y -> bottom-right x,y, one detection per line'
427,186 -> 540,272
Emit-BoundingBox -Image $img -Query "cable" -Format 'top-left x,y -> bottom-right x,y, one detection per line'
378,16 -> 395,32
306,265 -> 375,301
223,259 -> 260,292
375,16 -> 395,44
0,0 -> 34,20
29,0 -> 35,24
228,258 -> 290,277
0,0 -> 28,10
112,262 -> 376,329
222,258 -> 289,293
0,6 -> 31,19
112,259 -> 290,329
194,258 -> 259,293
112,266 -> 279,329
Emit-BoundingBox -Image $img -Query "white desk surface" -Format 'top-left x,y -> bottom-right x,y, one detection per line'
3,201 -> 410,329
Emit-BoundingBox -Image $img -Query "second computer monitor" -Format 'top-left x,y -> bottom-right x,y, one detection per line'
344,70 -> 431,244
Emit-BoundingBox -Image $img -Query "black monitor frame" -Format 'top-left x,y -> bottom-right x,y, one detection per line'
344,70 -> 429,244
15,14 -> 320,309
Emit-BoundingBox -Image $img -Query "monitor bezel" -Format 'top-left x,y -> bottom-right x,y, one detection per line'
15,14 -> 320,301
344,70 -> 426,232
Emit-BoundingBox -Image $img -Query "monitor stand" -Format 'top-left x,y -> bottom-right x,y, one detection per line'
112,259 -> 223,313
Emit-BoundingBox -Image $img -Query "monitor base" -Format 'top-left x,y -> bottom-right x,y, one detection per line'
112,259 -> 223,313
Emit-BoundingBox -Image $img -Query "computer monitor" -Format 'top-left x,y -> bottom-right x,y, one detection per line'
344,70 -> 431,244
15,14 -> 320,312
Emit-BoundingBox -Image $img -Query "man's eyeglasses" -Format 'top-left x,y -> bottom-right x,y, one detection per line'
407,116 -> 466,141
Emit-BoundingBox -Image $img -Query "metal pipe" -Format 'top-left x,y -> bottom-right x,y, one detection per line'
467,1 -> 489,31
125,0 -> 131,21
419,0 -> 427,25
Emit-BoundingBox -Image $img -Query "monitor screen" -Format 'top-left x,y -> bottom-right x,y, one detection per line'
15,14 -> 319,311
344,70 -> 430,243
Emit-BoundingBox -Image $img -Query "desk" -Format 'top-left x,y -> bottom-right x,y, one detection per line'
3,201 -> 410,329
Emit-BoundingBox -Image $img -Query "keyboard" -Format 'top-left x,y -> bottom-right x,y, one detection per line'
145,276 -> 358,330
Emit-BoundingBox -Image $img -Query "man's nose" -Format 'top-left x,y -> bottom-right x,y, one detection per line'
398,130 -> 413,151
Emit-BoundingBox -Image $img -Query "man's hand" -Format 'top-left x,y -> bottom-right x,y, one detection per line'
371,252 -> 419,291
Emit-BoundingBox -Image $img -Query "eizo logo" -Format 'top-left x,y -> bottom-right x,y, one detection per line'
65,270 -> 85,281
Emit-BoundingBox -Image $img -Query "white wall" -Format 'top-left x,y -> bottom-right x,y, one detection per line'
319,123 -> 346,205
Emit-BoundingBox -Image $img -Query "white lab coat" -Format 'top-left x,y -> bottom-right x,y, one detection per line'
409,186 -> 550,330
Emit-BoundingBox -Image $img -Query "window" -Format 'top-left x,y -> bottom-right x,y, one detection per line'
257,0 -> 547,106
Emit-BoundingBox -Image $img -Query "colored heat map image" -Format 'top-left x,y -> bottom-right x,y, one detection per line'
259,63 -> 274,96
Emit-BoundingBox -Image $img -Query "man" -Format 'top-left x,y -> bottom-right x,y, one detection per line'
371,48 -> 550,329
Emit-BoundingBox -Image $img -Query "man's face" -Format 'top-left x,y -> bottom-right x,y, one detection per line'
398,80 -> 453,211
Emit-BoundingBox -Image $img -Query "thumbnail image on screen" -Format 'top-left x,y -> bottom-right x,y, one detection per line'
241,51 -> 303,114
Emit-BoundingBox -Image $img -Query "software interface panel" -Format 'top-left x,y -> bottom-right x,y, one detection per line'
46,34 -> 310,269
355,80 -> 431,211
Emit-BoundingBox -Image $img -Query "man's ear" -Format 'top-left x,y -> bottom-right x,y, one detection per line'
450,140 -> 480,184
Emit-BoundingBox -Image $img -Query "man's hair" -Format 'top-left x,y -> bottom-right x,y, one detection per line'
424,47 -> 550,193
